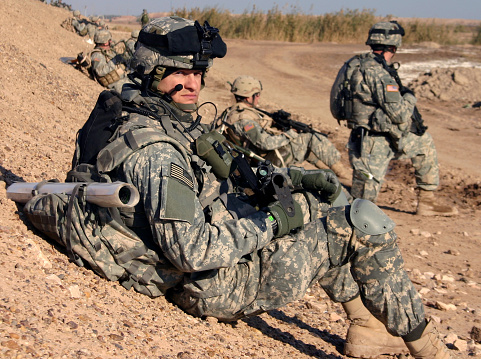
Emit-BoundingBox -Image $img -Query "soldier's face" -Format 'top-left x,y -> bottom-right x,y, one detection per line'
157,69 -> 203,104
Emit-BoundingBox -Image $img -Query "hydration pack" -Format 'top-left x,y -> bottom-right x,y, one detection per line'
23,90 -> 184,297
330,55 -> 362,125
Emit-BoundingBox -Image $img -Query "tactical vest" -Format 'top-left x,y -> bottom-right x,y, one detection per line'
90,49 -> 123,87
24,91 -> 257,297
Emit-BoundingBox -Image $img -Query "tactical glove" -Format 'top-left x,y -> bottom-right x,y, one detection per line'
289,168 -> 342,203
267,200 -> 303,238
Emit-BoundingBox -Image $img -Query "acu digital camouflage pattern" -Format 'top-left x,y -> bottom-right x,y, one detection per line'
131,17 -> 214,74
90,47 -> 130,93
101,84 -> 426,336
222,102 -> 341,168
347,52 -> 439,201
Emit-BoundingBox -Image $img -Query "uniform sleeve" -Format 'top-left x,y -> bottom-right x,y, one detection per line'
121,142 -> 275,273
233,117 -> 290,151
364,66 -> 417,125
90,52 -> 116,77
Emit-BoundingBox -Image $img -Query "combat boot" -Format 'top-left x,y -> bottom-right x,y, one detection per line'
416,189 -> 458,217
342,296 -> 408,358
405,320 -> 451,359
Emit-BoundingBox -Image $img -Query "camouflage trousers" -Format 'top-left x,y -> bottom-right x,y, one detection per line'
168,202 -> 425,336
271,132 -> 341,169
348,130 -> 439,202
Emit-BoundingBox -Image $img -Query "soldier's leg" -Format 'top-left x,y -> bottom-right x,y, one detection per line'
348,134 -> 394,202
322,199 -> 451,358
398,132 -> 457,216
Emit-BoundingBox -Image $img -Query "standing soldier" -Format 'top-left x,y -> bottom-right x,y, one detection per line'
140,9 -> 149,27
334,21 -> 457,216
220,76 -> 351,180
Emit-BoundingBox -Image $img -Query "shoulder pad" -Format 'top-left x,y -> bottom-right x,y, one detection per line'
350,198 -> 395,235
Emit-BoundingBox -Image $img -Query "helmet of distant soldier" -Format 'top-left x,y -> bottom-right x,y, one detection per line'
131,30 -> 140,39
91,16 -> 100,22
94,29 -> 112,45
73,10 -> 80,17
230,76 -> 263,98
130,16 -> 227,76
366,21 -> 405,48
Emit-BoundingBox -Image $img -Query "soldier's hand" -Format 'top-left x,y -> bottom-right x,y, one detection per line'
289,168 -> 341,203
267,200 -> 303,238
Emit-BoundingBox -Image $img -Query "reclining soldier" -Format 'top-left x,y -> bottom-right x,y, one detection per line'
220,76 -> 351,181
64,17 -> 450,359
89,29 -> 130,93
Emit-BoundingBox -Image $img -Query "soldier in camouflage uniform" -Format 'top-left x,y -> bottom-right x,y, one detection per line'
70,10 -> 88,37
346,21 -> 457,216
79,16 -> 451,359
90,29 -> 130,93
220,76 -> 351,181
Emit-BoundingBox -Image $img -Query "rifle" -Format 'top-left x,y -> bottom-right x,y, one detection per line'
257,108 -> 328,138
7,181 -> 140,208
382,59 -> 428,136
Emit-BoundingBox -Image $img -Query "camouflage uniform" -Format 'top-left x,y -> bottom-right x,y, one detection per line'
347,51 -> 439,202
71,11 -> 88,37
223,102 -> 341,168
90,30 -> 130,93
109,83 -> 425,336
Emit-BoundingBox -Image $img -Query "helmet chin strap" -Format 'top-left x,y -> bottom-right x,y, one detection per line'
173,102 -> 198,113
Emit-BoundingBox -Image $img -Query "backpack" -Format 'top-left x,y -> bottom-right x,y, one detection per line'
22,90 -> 186,297
329,55 -> 362,125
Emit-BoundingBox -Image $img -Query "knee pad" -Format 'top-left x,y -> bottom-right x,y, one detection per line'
350,199 -> 395,235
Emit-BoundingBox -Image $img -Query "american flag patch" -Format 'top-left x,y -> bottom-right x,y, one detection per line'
170,163 -> 193,190
386,84 -> 399,92
244,124 -> 255,132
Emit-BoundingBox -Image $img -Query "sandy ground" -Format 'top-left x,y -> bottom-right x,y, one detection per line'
0,1 -> 480,358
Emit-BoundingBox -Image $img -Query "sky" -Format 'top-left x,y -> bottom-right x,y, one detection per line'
66,0 -> 481,21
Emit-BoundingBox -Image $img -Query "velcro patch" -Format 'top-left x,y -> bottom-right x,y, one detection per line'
386,84 -> 399,92
170,163 -> 193,190
243,123 -> 255,132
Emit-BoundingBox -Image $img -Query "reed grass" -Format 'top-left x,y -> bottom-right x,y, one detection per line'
171,6 -> 477,45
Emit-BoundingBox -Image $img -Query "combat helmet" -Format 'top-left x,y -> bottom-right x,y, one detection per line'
73,10 -> 81,17
94,29 -> 112,45
130,16 -> 227,86
230,76 -> 263,98
366,21 -> 405,48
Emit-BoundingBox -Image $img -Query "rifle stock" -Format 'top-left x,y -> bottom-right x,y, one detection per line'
7,181 -> 140,208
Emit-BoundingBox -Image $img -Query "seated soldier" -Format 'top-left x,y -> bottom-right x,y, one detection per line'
220,76 -> 351,180
89,29 -> 130,93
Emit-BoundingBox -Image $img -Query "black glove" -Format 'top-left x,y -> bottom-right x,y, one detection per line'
267,200 -> 303,238
112,54 -> 124,65
289,168 -> 341,203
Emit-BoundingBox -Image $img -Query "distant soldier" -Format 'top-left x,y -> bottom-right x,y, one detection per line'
219,76 -> 351,180
69,10 -> 88,37
333,21 -> 458,216
123,29 -> 139,67
89,29 -> 130,93
140,9 -> 149,27
86,16 -> 100,40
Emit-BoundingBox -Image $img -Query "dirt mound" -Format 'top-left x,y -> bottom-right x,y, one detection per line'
1,1 -> 481,358
410,67 -> 481,103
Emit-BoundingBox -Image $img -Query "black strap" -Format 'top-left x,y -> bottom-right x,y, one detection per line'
65,184 -> 85,266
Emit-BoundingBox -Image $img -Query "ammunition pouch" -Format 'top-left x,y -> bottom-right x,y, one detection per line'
195,131 -> 237,180
97,68 -> 121,87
